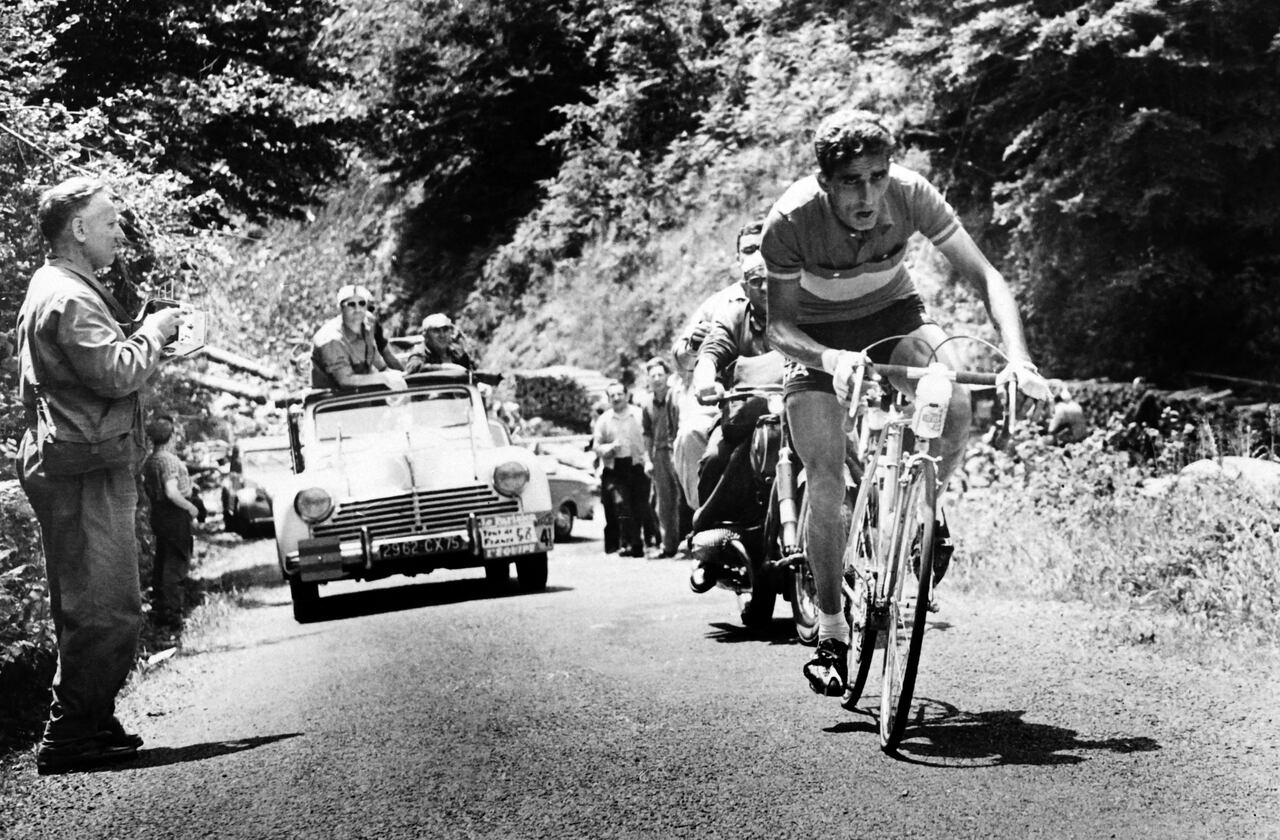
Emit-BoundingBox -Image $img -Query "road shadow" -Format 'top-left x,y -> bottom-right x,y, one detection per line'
302,579 -> 572,623
705,619 -> 800,646
830,697 -> 1161,767
77,732 -> 303,773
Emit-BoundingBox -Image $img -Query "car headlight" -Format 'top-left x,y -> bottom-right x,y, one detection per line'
493,461 -> 530,497
294,487 -> 334,522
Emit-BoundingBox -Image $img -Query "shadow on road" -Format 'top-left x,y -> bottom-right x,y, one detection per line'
705,619 -> 800,646
829,698 -> 1161,767
85,733 -> 303,773
303,579 -> 572,623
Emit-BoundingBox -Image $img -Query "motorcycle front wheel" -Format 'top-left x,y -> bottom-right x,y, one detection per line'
740,555 -> 778,629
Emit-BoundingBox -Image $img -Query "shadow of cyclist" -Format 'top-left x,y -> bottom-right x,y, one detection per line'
895,699 -> 1159,766
827,698 -> 1160,767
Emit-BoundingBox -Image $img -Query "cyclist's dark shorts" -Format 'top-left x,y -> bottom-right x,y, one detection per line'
783,295 -> 933,398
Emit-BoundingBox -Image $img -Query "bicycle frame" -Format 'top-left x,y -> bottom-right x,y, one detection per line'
842,384 -> 934,622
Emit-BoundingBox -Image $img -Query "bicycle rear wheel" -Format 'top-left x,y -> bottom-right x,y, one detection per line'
789,485 -> 819,646
880,458 -> 936,751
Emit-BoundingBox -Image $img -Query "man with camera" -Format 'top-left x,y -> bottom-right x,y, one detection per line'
15,176 -> 184,773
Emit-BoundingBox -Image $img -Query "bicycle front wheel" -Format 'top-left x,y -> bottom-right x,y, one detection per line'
843,481 -> 879,707
880,458 -> 937,751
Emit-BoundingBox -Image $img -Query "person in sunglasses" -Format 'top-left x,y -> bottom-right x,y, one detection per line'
310,284 -> 406,391
404,312 -> 475,374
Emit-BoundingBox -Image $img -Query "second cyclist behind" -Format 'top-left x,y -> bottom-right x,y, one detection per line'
760,107 -> 1049,697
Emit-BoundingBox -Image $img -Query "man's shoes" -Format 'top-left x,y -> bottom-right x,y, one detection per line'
689,560 -> 718,594
36,734 -> 140,775
618,546 -> 644,557
100,717 -> 144,751
803,637 -> 849,697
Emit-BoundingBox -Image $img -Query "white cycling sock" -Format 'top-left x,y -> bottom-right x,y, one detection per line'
818,610 -> 849,644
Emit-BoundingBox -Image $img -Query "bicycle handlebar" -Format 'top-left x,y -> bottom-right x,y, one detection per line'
695,385 -> 785,406
867,363 -> 999,387
848,360 -> 1019,434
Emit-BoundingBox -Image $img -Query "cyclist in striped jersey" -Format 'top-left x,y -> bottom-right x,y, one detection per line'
761,108 -> 1049,696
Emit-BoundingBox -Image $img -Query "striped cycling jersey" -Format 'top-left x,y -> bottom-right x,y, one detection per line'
761,164 -> 960,324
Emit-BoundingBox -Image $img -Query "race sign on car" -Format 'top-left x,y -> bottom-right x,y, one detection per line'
478,512 -> 554,559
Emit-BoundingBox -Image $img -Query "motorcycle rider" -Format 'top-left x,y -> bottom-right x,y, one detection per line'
670,222 -> 765,511
686,246 -> 785,594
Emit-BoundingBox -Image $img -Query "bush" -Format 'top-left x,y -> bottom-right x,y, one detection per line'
950,429 -> 1280,647
0,481 -> 55,746
513,371 -> 596,433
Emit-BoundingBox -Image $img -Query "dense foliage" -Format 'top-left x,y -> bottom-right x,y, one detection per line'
31,0 -> 354,222
369,0 -> 734,321
894,0 -> 1280,382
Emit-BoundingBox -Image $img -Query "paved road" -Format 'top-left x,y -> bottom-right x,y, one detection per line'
3,515 -> 1278,839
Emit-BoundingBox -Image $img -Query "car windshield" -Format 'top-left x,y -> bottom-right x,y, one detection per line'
311,388 -> 484,447
240,447 -> 292,475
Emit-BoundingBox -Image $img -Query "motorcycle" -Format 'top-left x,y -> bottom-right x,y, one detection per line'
686,386 -> 811,634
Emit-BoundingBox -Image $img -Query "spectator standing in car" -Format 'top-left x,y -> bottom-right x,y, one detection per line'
141,414 -> 200,634
15,176 -> 184,773
311,285 -> 407,391
405,313 -> 475,373
592,382 -> 648,557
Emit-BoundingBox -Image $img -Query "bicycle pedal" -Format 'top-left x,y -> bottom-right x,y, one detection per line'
779,551 -> 805,567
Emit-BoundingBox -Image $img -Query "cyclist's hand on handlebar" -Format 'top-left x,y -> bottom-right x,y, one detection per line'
997,360 -> 1051,403
821,349 -> 870,403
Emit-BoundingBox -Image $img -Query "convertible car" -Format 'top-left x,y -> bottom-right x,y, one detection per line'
272,371 -> 555,621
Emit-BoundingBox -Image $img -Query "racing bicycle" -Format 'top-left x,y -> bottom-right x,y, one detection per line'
831,340 -> 1019,751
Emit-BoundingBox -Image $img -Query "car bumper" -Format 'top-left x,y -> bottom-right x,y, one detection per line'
281,510 -> 555,582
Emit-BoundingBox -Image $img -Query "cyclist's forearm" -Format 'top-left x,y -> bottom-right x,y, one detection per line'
981,271 -> 1034,364
766,319 -> 828,370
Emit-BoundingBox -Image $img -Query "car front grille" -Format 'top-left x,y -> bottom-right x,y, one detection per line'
311,485 -> 519,542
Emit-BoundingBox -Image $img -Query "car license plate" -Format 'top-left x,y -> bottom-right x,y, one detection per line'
477,512 -> 554,559
378,532 -> 468,559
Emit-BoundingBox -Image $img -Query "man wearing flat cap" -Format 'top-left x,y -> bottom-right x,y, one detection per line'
404,312 -> 475,374
310,284 -> 406,390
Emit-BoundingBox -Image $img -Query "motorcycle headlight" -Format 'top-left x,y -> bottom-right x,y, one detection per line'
294,487 -> 334,522
493,461 -> 530,497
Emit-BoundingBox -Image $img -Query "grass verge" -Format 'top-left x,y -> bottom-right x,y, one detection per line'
948,431 -> 1280,657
